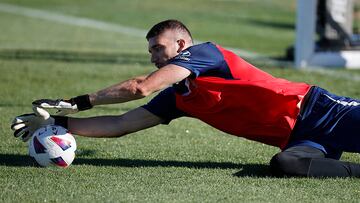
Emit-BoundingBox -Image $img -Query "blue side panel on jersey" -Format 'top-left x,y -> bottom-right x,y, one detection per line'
142,87 -> 187,124
169,42 -> 233,79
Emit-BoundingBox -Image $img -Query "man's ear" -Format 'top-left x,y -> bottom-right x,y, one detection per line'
176,39 -> 186,53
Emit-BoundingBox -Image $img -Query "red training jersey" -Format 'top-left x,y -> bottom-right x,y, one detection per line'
143,42 -> 312,148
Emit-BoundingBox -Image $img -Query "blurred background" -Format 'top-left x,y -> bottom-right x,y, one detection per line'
0,0 -> 359,67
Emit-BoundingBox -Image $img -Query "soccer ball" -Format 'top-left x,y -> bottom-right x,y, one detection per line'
29,125 -> 77,168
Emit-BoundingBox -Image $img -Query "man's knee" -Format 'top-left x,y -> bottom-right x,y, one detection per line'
270,152 -> 311,177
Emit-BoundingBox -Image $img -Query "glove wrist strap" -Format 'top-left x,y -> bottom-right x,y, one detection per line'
72,94 -> 93,111
53,116 -> 69,129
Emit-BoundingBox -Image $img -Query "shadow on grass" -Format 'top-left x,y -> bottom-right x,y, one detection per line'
0,153 -> 39,167
0,49 -> 150,65
0,153 -> 272,177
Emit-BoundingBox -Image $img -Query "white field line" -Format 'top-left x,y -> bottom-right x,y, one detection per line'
0,2 -> 265,59
0,2 -> 146,37
1,3 -> 360,82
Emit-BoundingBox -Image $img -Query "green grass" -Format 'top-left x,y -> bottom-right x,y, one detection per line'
1,1 -> 360,202
0,0 -> 296,57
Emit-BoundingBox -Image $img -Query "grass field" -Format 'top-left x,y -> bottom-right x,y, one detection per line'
1,1 -> 360,202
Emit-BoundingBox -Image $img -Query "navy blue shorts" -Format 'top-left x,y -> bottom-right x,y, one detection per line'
287,86 -> 360,159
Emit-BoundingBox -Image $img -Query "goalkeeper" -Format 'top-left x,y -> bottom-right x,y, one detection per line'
11,19 -> 360,178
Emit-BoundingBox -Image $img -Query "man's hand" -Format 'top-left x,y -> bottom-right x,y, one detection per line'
32,95 -> 92,116
32,99 -> 78,115
11,107 -> 55,142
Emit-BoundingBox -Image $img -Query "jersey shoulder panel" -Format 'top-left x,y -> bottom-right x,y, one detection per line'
169,42 -> 233,79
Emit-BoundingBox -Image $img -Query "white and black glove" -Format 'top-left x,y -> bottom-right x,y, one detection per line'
32,94 -> 92,116
11,107 -> 68,142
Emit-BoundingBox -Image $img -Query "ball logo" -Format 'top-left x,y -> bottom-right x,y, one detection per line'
37,127 -> 48,137
51,126 -> 59,135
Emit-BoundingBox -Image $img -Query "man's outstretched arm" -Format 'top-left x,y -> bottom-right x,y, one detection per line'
11,107 -> 165,141
33,64 -> 191,115
89,65 -> 191,105
68,107 -> 165,138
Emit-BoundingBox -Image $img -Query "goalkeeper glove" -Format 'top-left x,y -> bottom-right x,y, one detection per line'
32,94 -> 92,115
11,107 -> 68,142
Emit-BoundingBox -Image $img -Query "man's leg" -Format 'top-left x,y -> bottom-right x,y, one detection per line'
270,145 -> 360,178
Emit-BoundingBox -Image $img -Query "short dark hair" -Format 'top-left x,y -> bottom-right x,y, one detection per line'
146,19 -> 193,41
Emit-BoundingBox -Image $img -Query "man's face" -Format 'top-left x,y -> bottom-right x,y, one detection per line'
148,30 -> 180,68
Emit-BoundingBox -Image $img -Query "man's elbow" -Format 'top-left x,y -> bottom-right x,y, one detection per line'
135,85 -> 153,97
